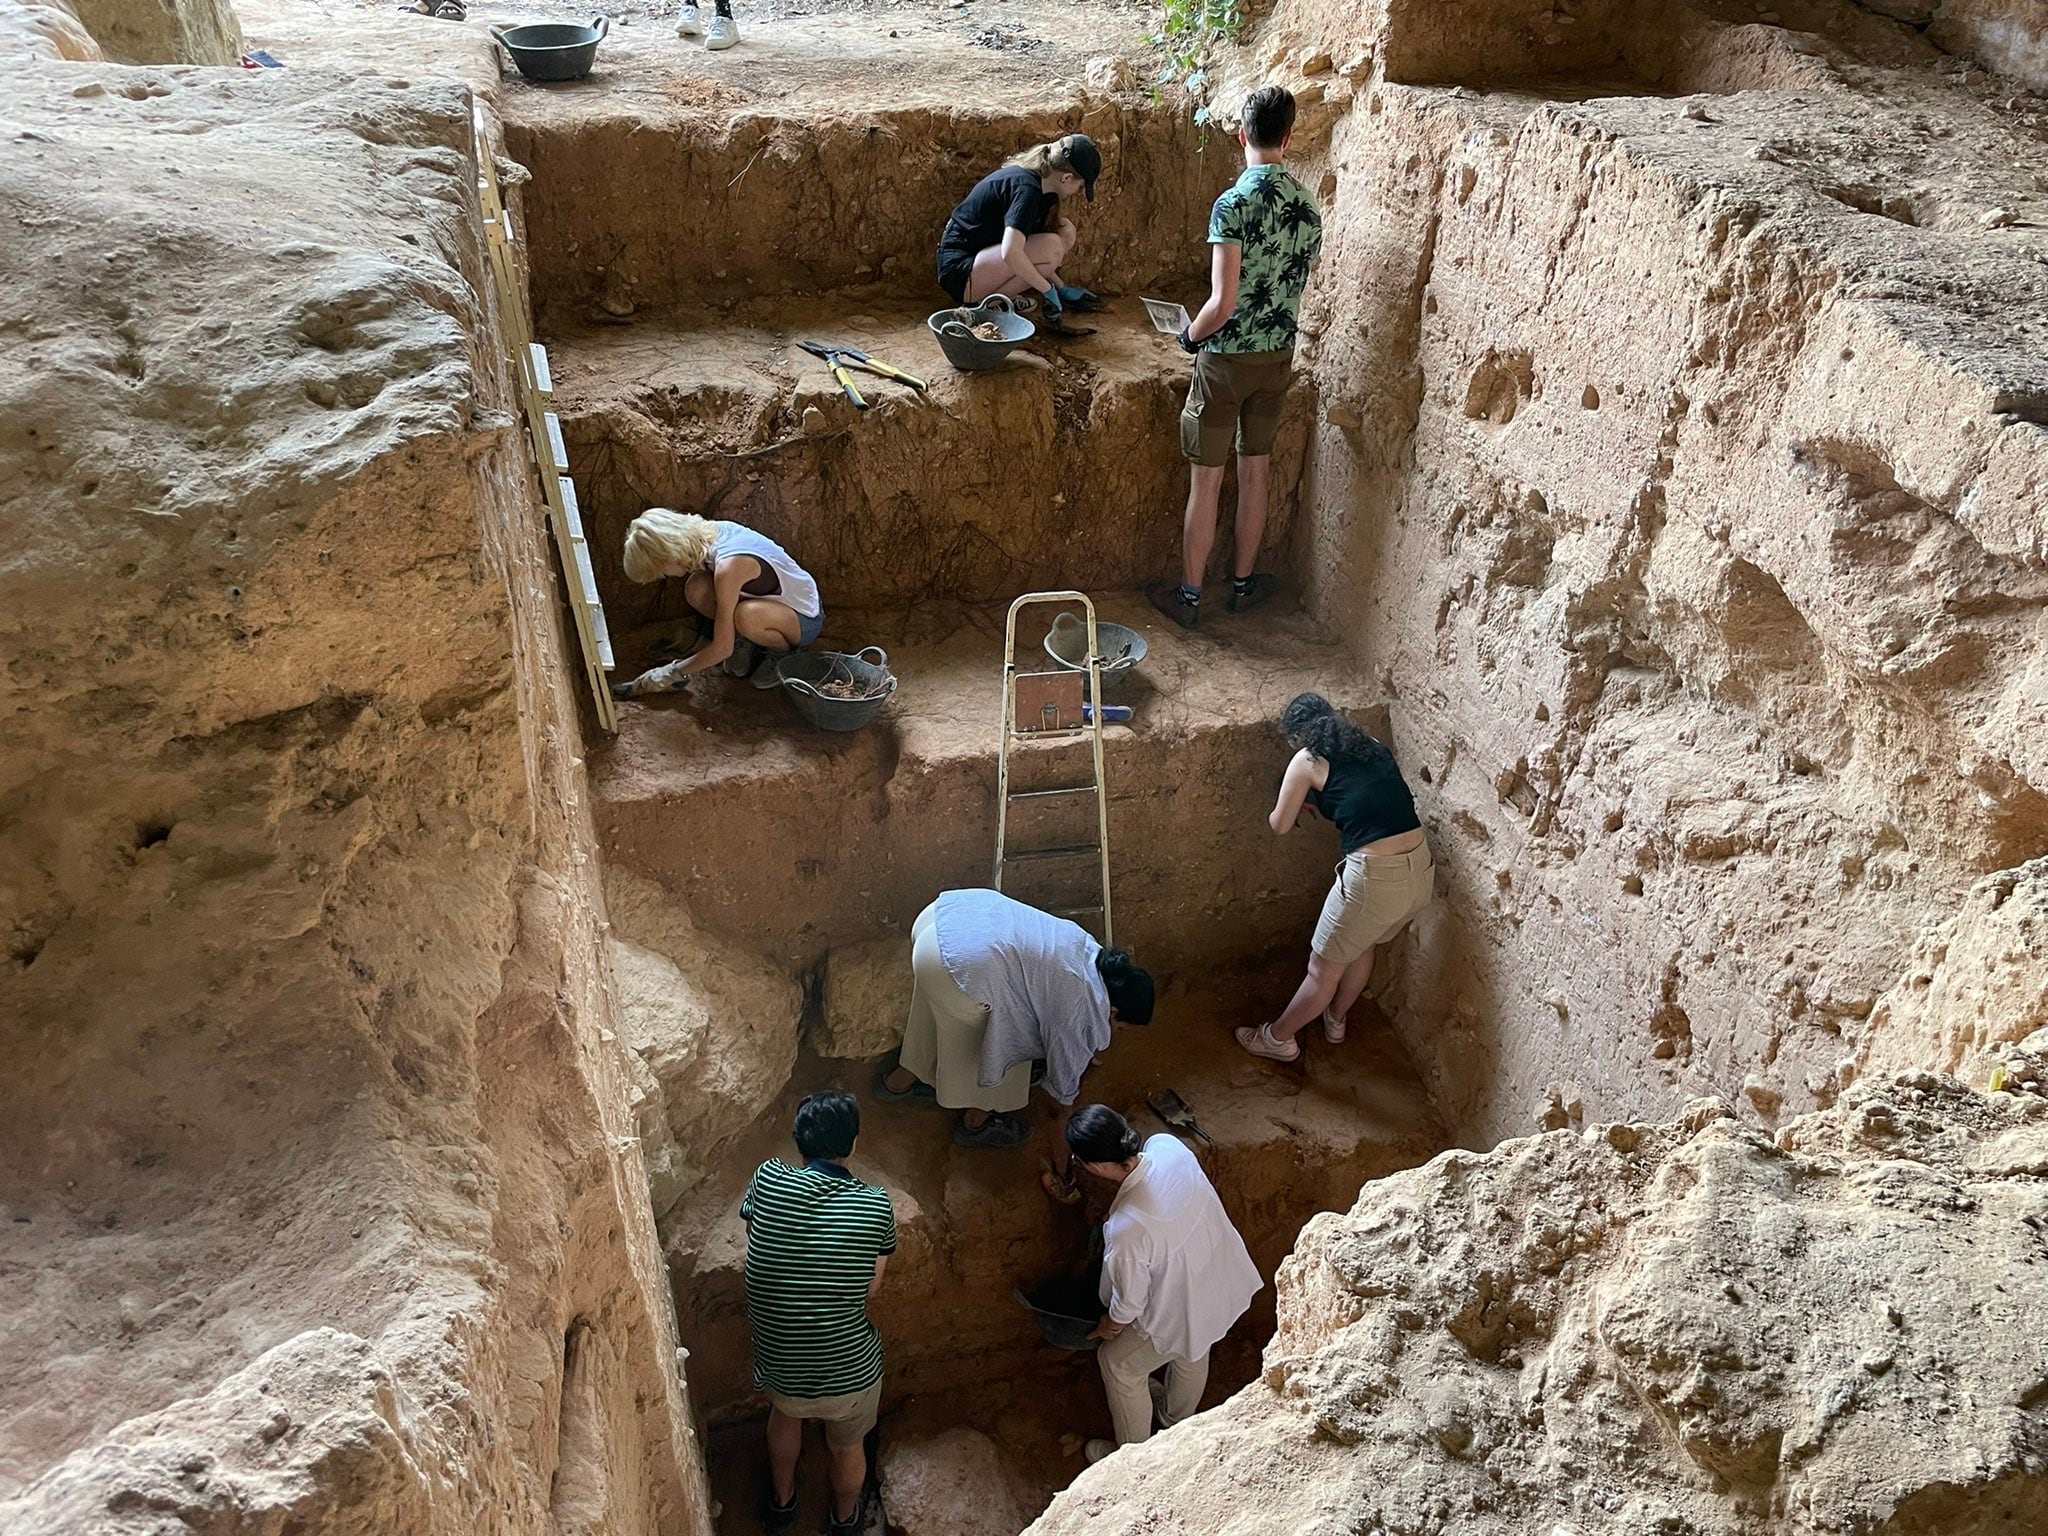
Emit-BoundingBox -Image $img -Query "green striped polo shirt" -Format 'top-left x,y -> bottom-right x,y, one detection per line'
740,1157 -> 898,1399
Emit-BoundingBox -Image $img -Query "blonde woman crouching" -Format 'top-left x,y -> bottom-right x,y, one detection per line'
610,509 -> 825,699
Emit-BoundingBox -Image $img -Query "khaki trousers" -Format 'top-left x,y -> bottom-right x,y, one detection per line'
897,902 -> 1030,1113
1098,1326 -> 1207,1445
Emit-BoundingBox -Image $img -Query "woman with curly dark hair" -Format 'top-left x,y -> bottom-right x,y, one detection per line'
1236,694 -> 1433,1062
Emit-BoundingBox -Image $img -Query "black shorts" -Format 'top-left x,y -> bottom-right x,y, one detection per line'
937,252 -> 973,305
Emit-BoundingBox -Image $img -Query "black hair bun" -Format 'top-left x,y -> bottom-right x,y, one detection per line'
1099,947 -> 1134,980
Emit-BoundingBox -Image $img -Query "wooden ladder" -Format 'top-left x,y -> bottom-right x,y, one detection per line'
993,592 -> 1113,943
471,103 -> 617,735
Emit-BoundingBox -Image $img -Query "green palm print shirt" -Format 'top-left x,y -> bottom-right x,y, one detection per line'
1205,164 -> 1324,355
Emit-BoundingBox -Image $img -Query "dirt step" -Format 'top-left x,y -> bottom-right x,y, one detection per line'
593,591 -> 1389,977
664,951 -> 1449,1437
546,298 -> 1315,625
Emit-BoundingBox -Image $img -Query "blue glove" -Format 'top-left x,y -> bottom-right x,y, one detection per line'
1040,285 -> 1064,318
1055,284 -> 1102,312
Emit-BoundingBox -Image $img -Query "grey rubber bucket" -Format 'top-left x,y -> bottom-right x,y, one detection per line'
491,16 -> 608,82
774,646 -> 898,732
1043,611 -> 1146,696
928,294 -> 1034,371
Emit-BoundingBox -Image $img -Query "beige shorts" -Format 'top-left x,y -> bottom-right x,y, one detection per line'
765,1378 -> 882,1447
1312,845 -> 1434,966
1180,348 -> 1293,466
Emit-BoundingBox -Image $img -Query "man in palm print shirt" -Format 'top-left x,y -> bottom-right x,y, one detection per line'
1152,87 -> 1324,629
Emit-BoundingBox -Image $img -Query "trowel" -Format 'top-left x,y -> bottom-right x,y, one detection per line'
1147,1088 -> 1214,1146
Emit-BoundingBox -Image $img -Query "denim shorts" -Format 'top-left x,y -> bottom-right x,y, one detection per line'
798,608 -> 825,648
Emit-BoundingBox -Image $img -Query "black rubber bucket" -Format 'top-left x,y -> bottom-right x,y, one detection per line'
491,16 -> 608,82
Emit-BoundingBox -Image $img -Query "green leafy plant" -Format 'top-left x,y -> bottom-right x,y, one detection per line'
1148,0 -> 1246,104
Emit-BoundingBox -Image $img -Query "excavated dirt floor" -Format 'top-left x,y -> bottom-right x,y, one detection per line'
672,952 -> 1445,1531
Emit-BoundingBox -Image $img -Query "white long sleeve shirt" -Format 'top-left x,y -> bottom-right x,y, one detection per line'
1098,1135 -> 1263,1362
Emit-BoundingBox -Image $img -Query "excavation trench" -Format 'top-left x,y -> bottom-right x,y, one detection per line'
490,32 -> 1455,1530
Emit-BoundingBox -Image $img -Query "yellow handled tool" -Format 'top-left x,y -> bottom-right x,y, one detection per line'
798,341 -> 926,411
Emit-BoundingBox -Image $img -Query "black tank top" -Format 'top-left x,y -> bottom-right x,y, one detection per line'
1310,751 -> 1421,854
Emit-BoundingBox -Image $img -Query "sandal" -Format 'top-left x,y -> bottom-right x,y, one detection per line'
872,1059 -> 935,1104
953,1112 -> 1031,1149
1234,1023 -> 1301,1063
1040,1164 -> 1082,1205
1322,1008 -> 1347,1045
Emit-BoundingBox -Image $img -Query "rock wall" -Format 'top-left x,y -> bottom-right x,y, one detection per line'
1030,1043 -> 2048,1535
65,0 -> 240,64
1221,0 -> 2048,1146
0,66 -> 708,1535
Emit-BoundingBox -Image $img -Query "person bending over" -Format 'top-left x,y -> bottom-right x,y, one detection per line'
1065,1105 -> 1262,1464
936,134 -> 1104,319
876,889 -> 1153,1195
741,1091 -> 896,1536
1237,693 -> 1434,1063
1150,86 -> 1324,630
610,507 -> 823,698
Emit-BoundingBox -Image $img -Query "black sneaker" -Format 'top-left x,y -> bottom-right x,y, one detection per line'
826,1489 -> 869,1536
1147,582 -> 1199,629
1226,573 -> 1279,614
952,1112 -> 1031,1149
748,647 -> 788,689
764,1488 -> 797,1536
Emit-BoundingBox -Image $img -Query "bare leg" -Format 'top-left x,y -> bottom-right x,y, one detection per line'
826,1438 -> 866,1523
1267,952 -> 1345,1044
1180,463 -> 1227,591
683,569 -> 716,617
1232,453 -> 1270,579
766,1408 -> 802,1506
964,233 -> 1068,301
733,597 -> 804,652
1327,946 -> 1377,1029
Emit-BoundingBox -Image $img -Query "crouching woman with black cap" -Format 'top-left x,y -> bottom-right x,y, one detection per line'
935,133 -> 1105,319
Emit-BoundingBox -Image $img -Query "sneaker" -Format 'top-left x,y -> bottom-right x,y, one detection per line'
824,1489 -> 867,1536
1322,1007 -> 1347,1044
748,647 -> 787,689
1225,572 -> 1279,614
1147,581 -> 1199,630
675,2 -> 704,35
1234,1022 -> 1302,1063
721,637 -> 759,678
952,1112 -> 1031,1149
763,1487 -> 797,1536
706,10 -> 739,48
1084,1438 -> 1117,1465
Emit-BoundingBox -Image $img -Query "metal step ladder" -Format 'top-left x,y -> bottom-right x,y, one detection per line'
994,592 -> 1113,942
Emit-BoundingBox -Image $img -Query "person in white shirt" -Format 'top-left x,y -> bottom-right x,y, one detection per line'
611,507 -> 825,698
1065,1105 -> 1263,1463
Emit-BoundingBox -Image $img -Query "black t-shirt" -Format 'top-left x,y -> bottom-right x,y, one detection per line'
938,166 -> 1055,277
1310,751 -> 1421,854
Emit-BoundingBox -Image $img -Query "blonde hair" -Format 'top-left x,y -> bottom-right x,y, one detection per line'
1006,137 -> 1080,181
621,508 -> 717,584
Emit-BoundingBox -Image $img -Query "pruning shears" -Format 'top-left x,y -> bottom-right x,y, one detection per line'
797,341 -> 928,411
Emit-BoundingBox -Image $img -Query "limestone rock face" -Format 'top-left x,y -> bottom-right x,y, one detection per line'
1030,1049 -> 2048,1536
605,869 -> 802,1214
67,0 -> 240,63
817,935 -> 912,1060
0,0 -> 101,58
1932,0 -> 2048,92
880,1426 -> 1037,1536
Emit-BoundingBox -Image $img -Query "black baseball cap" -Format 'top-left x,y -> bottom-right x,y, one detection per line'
1061,134 -> 1103,201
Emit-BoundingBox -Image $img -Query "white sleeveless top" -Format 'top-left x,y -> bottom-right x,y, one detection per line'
712,521 -> 821,619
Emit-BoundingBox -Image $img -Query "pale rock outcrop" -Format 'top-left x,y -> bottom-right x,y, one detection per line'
1031,1048 -> 2048,1535
67,0 -> 240,63
816,935 -> 912,1060
1932,0 -> 2048,92
880,1426 -> 1038,1536
605,868 -> 801,1214
0,0 -> 100,58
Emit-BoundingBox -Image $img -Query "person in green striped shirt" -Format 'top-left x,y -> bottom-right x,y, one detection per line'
741,1091 -> 898,1536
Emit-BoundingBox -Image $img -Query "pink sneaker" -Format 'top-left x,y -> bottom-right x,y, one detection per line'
1234,1023 -> 1301,1062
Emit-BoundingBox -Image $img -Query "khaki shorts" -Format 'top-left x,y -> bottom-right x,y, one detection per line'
1180,348 -> 1293,466
765,1378 -> 882,1447
1312,845 -> 1434,966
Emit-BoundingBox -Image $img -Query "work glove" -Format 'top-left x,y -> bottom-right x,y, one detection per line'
611,662 -> 690,700
1054,283 -> 1102,312
1039,284 -> 1064,319
1177,325 -> 1201,355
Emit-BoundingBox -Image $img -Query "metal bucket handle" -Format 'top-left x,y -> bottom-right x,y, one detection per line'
782,647 -> 894,701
